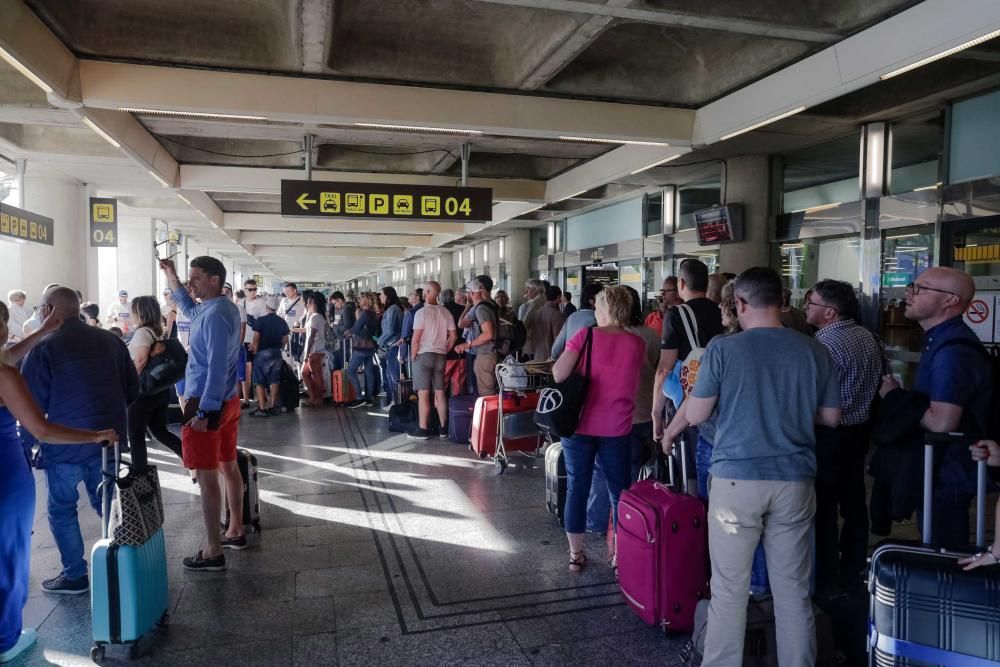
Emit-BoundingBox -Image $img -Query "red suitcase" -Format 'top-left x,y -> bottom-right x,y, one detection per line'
616,447 -> 708,634
470,393 -> 540,458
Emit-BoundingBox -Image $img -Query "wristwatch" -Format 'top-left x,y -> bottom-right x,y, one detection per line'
195,410 -> 207,420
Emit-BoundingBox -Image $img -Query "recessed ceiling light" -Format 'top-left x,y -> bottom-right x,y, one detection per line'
352,122 -> 481,135
719,107 -> 807,141
558,136 -> 670,147
880,29 -> 1000,80
82,118 -> 121,148
119,108 -> 268,121
0,45 -> 52,94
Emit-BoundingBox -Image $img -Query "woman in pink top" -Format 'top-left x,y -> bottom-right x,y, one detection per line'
551,286 -> 645,573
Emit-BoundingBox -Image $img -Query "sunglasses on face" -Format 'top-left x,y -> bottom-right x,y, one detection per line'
245,287 -> 257,292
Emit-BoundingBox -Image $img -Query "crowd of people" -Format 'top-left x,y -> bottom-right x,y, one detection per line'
0,252 -> 997,664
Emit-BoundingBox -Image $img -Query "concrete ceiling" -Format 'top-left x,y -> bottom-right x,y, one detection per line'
1,0 -> 999,282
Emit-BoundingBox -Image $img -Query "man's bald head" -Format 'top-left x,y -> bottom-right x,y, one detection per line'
921,267 -> 976,306
44,287 -> 81,317
424,280 -> 441,304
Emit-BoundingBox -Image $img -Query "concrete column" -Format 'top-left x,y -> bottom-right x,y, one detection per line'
116,215 -> 156,298
83,184 -> 101,303
402,263 -> 415,297
505,230 -> 531,311
718,154 -> 772,274
438,253 -> 453,288
13,173 -> 89,304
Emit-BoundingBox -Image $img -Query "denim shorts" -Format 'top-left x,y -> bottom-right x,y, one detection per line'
252,348 -> 284,385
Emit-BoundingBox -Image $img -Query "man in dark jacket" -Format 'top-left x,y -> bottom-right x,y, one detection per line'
22,287 -> 139,595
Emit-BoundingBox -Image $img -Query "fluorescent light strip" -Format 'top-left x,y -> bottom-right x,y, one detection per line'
881,29 -> 1000,80
353,123 -> 481,135
804,202 -> 843,212
177,194 -> 191,205
148,170 -> 171,188
0,45 -> 53,94
630,153 -> 683,175
557,189 -> 589,202
913,182 -> 943,192
119,108 -> 268,121
719,106 -> 807,141
559,136 -> 670,147
81,118 -> 121,148
885,233 -> 919,240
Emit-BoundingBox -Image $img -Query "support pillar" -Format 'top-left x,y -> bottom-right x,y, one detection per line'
718,155 -> 772,274
116,215 -> 156,298
437,253 -> 453,288
505,230 -> 531,311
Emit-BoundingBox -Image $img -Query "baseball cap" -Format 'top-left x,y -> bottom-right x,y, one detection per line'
265,295 -> 281,311
118,290 -> 128,297
223,282 -> 233,291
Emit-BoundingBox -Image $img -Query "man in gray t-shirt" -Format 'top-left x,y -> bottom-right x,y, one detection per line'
685,267 -> 841,667
456,275 -> 498,396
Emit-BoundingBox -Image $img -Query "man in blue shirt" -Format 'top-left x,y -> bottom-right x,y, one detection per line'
686,268 -> 841,666
160,256 -> 245,571
880,266 -> 993,548
21,287 -> 138,595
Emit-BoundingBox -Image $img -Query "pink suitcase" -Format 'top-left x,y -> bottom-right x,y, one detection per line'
616,455 -> 708,633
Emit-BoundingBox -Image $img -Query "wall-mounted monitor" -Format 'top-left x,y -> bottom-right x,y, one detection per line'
694,204 -> 744,245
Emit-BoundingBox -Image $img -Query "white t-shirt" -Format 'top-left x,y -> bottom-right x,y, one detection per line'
175,309 -> 191,349
304,312 -> 326,355
127,326 -> 160,362
7,304 -> 31,341
278,295 -> 304,329
242,297 -> 267,343
107,300 -> 131,331
413,304 -> 456,355
22,311 -> 42,337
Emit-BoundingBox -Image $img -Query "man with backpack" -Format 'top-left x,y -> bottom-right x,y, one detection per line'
455,275 -> 499,397
879,266 -> 994,548
652,259 -> 724,443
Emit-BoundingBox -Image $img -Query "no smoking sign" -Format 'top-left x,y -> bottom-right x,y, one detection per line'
963,293 -> 998,343
967,299 -> 990,324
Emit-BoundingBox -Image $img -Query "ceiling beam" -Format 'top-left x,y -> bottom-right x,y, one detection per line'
239,231 -> 434,247
253,246 -> 409,259
77,60 -> 694,146
179,164 -> 546,202
471,0 -> 840,43
693,0 -> 1000,145
300,0 -> 335,74
222,213 -> 482,235
0,1 -> 80,103
543,144 -> 689,204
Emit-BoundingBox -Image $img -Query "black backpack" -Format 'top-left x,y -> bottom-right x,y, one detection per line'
939,339 -> 1000,441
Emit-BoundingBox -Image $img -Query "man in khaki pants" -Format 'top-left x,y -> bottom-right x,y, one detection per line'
683,267 -> 842,666
455,275 -> 498,397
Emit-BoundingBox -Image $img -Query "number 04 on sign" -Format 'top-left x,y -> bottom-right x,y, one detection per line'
281,180 -> 492,222
89,197 -> 118,247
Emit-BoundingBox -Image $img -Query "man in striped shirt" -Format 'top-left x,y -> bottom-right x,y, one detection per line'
805,279 -> 886,592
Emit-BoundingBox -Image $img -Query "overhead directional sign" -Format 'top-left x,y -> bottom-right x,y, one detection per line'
280,179 -> 492,222
0,203 -> 54,246
89,197 -> 118,247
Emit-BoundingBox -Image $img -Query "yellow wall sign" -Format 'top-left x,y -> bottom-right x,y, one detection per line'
89,197 -> 118,247
281,179 -> 491,222
0,204 -> 54,246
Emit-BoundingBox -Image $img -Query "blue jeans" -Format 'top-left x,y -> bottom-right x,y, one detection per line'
563,434 -> 631,535
587,422 -> 653,532
347,348 -> 377,400
697,436 -> 770,595
383,351 -> 400,403
45,459 -> 103,580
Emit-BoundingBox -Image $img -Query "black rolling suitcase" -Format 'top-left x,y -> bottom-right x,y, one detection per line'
545,441 -> 566,524
224,448 -> 262,533
868,433 -> 998,666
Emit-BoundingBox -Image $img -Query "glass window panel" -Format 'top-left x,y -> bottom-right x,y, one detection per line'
889,113 -> 943,194
677,176 -> 721,231
619,260 -> 642,296
777,235 -> 861,304
782,133 -> 860,213
643,192 -> 664,236
950,89 -> 1000,184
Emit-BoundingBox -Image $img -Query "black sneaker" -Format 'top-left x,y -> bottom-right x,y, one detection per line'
183,550 -> 226,572
407,428 -> 431,440
221,534 -> 248,551
250,409 -> 270,418
41,574 -> 89,595
348,399 -> 368,409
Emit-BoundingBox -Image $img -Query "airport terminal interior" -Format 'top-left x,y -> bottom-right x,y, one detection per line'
1,0 -> 1000,665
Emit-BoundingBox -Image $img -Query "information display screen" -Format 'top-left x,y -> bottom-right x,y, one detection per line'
694,205 -> 743,245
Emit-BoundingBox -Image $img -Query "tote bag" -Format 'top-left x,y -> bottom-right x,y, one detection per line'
534,326 -> 594,439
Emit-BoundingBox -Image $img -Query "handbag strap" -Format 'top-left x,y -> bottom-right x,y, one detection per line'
579,325 -> 595,378
676,304 -> 700,353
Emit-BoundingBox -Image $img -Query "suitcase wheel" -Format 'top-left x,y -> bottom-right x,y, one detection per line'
251,520 -> 262,533
91,645 -> 105,662
495,458 -> 507,475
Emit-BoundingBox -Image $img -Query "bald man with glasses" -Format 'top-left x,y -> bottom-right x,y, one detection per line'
880,267 -> 994,548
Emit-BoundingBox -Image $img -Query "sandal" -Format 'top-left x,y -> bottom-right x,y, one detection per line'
569,550 -> 587,574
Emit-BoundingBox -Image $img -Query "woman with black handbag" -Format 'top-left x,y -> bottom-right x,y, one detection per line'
549,287 -> 646,573
127,296 -> 183,463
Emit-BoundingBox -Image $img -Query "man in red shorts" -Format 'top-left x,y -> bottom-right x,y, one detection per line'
160,256 -> 245,571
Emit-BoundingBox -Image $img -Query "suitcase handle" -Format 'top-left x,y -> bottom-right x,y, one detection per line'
99,440 -> 117,541
921,434 -> 989,548
664,437 -> 690,495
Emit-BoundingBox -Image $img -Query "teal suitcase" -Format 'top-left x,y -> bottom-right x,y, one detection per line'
89,443 -> 169,661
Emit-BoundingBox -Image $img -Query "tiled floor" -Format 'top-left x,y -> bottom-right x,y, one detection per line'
13,406 -> 691,666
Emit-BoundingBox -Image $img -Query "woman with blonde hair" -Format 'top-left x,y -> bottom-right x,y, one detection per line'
550,286 -> 646,572
0,302 -> 118,663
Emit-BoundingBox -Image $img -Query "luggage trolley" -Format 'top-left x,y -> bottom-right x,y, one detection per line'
492,359 -> 550,474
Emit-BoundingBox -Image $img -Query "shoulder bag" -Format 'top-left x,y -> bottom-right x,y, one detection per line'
534,325 -> 594,439
139,329 -> 189,395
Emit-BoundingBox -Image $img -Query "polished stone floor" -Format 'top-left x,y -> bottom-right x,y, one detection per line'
14,406 -> 690,666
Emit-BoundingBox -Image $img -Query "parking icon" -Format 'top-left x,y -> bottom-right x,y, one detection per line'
393,195 -> 413,216
370,193 -> 389,215
421,196 -> 441,217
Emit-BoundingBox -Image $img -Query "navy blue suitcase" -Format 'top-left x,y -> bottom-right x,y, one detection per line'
447,394 -> 477,444
868,434 -> 999,666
